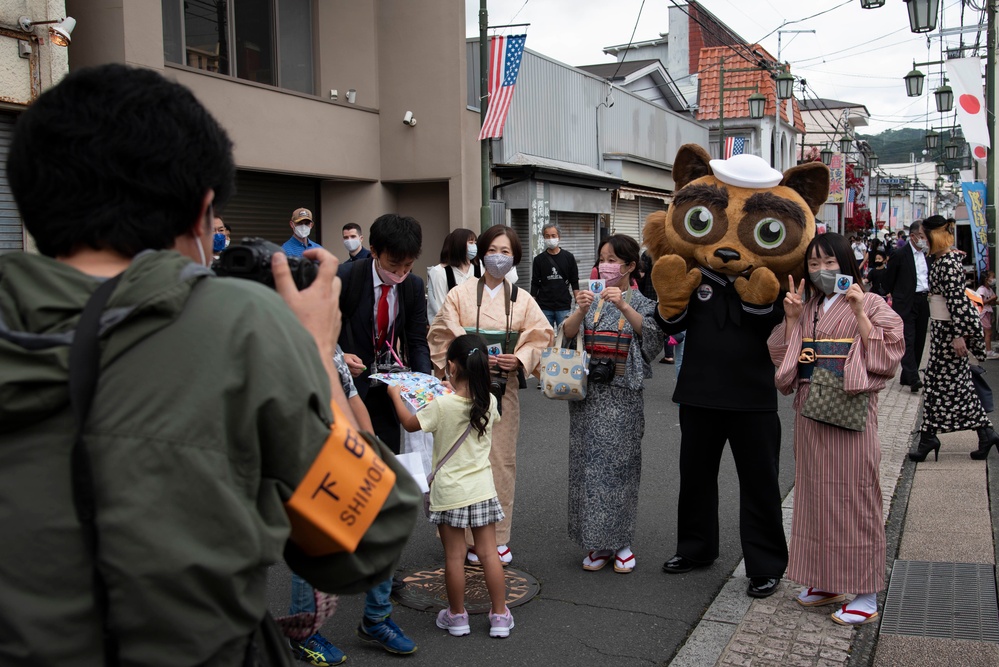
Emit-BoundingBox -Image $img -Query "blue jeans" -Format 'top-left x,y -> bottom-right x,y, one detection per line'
542,308 -> 570,330
290,574 -> 394,623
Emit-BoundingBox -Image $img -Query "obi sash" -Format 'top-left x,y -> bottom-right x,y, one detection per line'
797,338 -> 852,380
462,327 -> 520,354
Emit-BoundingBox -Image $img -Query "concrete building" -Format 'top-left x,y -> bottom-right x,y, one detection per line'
0,0 -> 71,253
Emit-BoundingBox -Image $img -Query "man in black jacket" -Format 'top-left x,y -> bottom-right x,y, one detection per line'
883,221 -> 930,391
337,214 -> 432,452
530,223 -> 579,329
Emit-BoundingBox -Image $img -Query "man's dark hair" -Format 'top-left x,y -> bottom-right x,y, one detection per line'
369,214 -> 422,260
802,232 -> 864,301
442,228 -> 476,267
342,222 -> 362,234
477,224 -> 522,265
7,64 -> 235,258
223,222 -> 232,233
908,221 -> 923,235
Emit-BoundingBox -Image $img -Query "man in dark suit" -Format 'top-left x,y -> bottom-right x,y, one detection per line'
337,214 -> 432,452
883,220 -> 930,392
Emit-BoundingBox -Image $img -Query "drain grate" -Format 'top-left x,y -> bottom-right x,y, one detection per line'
881,560 -> 999,642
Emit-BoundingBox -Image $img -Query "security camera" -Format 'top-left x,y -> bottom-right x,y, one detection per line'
403,111 -> 417,127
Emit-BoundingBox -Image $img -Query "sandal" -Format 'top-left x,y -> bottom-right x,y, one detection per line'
582,550 -> 612,571
466,547 -> 480,566
796,587 -> 847,607
613,548 -> 636,573
831,603 -> 880,626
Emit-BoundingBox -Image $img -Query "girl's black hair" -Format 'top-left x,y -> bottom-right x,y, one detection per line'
446,334 -> 492,438
802,232 -> 864,301
442,228 -> 477,267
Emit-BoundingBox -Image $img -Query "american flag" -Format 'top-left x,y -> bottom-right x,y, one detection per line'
478,35 -> 527,140
890,207 -> 899,226
878,201 -> 888,222
723,136 -> 745,159
845,188 -> 855,218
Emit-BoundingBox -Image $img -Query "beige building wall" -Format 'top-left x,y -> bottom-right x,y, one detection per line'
63,0 -> 475,275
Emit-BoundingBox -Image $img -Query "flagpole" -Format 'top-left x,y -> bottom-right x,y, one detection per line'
479,0 -> 492,233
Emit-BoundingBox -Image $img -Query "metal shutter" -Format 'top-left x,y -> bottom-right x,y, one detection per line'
555,211 -> 597,280
638,196 -> 670,247
610,196 -> 641,245
509,209 -> 531,292
0,113 -> 22,253
221,170 -> 320,246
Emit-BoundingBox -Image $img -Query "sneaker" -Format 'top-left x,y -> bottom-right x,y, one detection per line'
356,616 -> 417,655
435,608 -> 471,636
291,633 -> 346,666
987,351 -> 999,359
488,607 -> 515,638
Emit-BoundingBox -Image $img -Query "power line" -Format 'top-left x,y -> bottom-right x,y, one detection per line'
610,0 -> 648,83
753,0 -> 854,45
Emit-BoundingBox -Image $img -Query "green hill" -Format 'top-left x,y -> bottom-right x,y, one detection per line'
858,127 -> 960,165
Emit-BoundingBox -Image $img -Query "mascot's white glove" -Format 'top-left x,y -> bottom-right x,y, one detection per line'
733,267 -> 780,306
652,255 -> 702,320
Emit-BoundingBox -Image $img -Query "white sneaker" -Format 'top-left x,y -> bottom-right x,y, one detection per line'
987,351 -> 999,359
488,607 -> 515,638
436,608 -> 470,637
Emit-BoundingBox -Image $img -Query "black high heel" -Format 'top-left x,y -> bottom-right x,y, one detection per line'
971,426 -> 999,460
909,432 -> 941,462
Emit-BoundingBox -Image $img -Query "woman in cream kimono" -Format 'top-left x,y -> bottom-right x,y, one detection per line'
429,224 -> 553,565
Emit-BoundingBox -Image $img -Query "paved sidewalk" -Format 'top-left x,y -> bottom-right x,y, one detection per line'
669,374 -> 924,667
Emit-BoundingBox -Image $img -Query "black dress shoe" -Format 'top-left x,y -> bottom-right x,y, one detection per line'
662,554 -> 708,574
747,577 -> 780,598
910,380 -> 923,393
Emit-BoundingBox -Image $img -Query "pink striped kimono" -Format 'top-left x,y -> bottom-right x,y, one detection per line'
768,292 -> 904,594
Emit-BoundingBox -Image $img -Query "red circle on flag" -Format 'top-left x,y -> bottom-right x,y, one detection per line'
960,94 -> 981,114
974,145 -> 987,159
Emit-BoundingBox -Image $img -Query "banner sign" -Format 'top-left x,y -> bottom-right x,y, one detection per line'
962,181 -> 990,277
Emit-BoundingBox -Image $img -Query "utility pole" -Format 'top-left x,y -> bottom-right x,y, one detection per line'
479,0 -> 492,232
987,0 -> 996,271
776,29 -> 814,171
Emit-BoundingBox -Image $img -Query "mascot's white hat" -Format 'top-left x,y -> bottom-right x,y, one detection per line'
708,154 -> 783,189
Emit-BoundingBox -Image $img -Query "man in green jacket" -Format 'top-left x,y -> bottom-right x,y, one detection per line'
0,65 -> 416,666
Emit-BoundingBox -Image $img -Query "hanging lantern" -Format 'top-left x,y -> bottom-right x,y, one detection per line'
860,0 -> 886,7
904,0 -> 940,34
775,71 -> 794,100
820,148 -> 833,165
904,68 -> 925,97
869,153 -> 879,169
839,136 -> 852,154
925,130 -> 940,150
747,93 -> 766,119
934,84 -> 954,113
945,142 -> 959,160
936,163 -> 946,176
951,169 -> 961,182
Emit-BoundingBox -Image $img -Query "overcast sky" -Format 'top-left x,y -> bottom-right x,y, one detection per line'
465,0 -> 982,135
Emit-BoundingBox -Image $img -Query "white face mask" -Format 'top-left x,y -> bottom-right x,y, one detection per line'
194,233 -> 208,267
224,237 -> 230,248
295,224 -> 311,239
467,243 -> 478,261
343,237 -> 361,252
544,238 -> 559,250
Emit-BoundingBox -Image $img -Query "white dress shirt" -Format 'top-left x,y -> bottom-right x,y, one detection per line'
911,242 -> 929,293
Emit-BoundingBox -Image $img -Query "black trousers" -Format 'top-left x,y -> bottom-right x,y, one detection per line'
898,293 -> 930,385
675,405 -> 788,578
362,383 -> 402,454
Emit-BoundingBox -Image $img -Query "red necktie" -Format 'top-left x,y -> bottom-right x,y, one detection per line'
376,284 -> 390,349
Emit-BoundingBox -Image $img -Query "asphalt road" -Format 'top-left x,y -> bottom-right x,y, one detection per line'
268,362 -> 798,666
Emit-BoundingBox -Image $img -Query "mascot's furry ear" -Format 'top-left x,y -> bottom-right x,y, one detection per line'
779,162 -> 830,215
673,144 -> 714,190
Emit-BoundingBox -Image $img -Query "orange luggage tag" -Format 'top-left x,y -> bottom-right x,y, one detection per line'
285,401 -> 396,555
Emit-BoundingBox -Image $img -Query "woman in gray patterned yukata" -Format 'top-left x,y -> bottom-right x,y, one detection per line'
560,234 -> 664,573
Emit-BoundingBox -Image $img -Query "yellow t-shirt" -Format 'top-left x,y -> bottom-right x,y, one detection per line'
417,393 -> 500,511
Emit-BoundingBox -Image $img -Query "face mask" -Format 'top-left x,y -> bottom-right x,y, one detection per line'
343,237 -> 361,252
915,239 -> 927,251
989,279 -> 996,287
213,233 -> 227,253
224,237 -> 230,248
194,232 -> 209,268
295,224 -> 311,239
483,253 -> 514,279
809,269 -> 838,295
376,259 -> 410,286
544,238 -> 559,250
598,262 -> 624,284
466,243 -> 478,261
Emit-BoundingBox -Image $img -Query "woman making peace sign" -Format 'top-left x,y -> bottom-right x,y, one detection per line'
768,233 -> 904,627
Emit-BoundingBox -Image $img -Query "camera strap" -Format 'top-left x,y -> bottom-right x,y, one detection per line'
589,290 -> 631,368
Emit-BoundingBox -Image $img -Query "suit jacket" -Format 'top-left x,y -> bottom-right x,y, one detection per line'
337,258 -> 432,398
883,243 -> 921,317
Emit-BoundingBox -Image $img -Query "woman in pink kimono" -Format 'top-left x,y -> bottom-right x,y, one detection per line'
429,224 -> 553,565
768,233 -> 904,626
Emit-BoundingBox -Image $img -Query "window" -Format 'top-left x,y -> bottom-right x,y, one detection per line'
162,0 -> 314,95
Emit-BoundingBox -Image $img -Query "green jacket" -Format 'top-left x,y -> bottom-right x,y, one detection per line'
0,250 -> 414,666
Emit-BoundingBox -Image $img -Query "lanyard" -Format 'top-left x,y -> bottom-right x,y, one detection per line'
589,290 -> 631,359
476,278 -> 513,354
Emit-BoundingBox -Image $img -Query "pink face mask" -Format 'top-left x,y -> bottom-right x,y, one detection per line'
598,262 -> 623,284
376,259 -> 410,285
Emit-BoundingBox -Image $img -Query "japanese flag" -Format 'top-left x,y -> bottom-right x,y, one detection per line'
946,57 -> 989,162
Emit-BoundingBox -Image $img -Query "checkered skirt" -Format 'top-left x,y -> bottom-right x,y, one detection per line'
429,497 -> 505,528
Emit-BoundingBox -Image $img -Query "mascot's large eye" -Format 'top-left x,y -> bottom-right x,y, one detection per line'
684,207 -> 713,237
754,218 -> 786,249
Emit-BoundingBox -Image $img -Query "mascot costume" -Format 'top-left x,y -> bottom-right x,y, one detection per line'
643,144 -> 829,597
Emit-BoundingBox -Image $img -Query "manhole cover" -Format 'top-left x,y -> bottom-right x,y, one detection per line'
393,566 -> 540,614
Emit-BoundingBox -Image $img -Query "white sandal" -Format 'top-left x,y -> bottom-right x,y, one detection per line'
582,550 -> 613,571
613,547 -> 636,573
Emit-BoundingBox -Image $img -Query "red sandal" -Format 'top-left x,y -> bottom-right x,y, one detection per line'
796,587 -> 847,607
831,603 -> 880,626
582,550 -> 612,571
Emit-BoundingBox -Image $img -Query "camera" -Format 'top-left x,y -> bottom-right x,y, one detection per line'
489,373 -> 508,415
588,357 -> 616,384
212,237 -> 318,290
369,362 -> 410,387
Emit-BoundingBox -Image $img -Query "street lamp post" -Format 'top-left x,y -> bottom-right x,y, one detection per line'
718,56 -> 767,159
